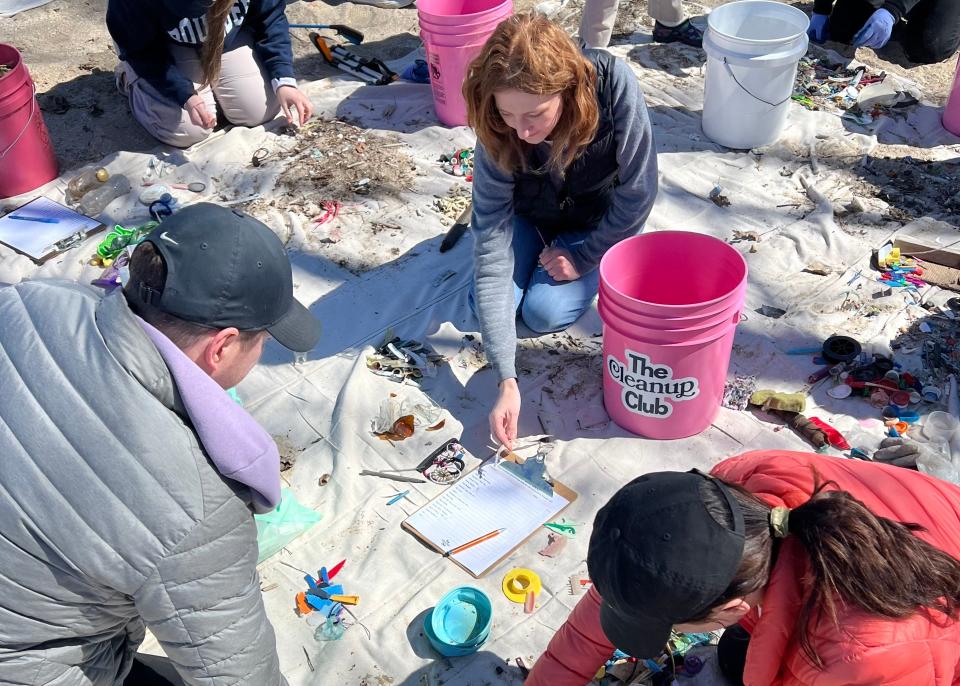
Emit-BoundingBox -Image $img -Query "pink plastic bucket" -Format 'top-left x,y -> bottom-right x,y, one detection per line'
418,0 -> 512,127
601,313 -> 739,439
600,231 -> 748,318
944,55 -> 960,137
0,44 -> 58,199
598,230 -> 747,438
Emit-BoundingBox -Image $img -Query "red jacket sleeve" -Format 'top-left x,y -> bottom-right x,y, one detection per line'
525,586 -> 614,686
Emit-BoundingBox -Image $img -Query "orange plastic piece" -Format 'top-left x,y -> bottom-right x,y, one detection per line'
296,592 -> 313,615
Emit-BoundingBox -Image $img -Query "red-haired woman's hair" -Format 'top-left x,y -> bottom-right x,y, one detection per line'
462,13 -> 599,175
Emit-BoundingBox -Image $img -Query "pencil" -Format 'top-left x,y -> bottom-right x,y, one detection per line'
443,528 -> 505,557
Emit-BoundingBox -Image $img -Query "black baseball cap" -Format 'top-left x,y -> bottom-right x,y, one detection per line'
132,203 -> 321,352
587,471 -> 745,658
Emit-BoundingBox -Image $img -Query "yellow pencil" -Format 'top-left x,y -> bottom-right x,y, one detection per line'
443,528 -> 505,557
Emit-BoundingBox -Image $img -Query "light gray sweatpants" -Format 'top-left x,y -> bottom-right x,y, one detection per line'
580,0 -> 686,48
117,31 -> 281,148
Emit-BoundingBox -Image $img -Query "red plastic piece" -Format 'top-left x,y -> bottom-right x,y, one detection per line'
808,417 -> 851,450
328,559 -> 346,580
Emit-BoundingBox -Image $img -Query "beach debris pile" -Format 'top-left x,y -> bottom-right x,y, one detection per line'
433,185 -> 471,225
792,55 -> 918,126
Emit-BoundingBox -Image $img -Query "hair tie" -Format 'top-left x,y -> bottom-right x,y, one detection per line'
769,506 -> 790,539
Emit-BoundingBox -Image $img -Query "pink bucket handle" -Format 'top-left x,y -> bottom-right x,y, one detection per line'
0,81 -> 36,162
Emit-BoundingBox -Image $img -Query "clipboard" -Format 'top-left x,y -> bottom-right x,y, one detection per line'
0,197 -> 105,263
402,451 -> 578,578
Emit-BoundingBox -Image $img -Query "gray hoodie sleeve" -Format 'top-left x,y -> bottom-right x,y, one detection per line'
570,57 -> 658,275
471,143 -> 520,382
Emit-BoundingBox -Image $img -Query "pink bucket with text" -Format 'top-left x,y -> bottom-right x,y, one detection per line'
0,43 -> 58,199
598,231 -> 748,439
418,0 -> 512,126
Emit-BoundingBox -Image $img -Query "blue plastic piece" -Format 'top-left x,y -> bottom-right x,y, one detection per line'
423,587 -> 493,657
305,583 -> 343,615
320,567 -> 331,586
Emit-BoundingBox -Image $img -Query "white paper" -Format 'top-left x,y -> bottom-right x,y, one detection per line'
0,197 -> 101,260
404,462 -> 569,576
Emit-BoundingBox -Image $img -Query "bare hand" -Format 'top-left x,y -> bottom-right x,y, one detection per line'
185,94 -> 216,129
540,246 -> 581,282
490,378 -> 521,450
277,85 -> 314,128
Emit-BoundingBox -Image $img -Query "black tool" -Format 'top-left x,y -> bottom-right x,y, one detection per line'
289,23 -> 364,45
309,33 -> 397,85
440,202 -> 472,253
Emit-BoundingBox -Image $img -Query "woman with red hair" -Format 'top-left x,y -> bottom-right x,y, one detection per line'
463,13 -> 658,450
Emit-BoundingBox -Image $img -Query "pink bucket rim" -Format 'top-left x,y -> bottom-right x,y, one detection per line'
599,231 -> 748,313
599,299 -> 740,347
417,0 -> 512,24
598,281 -> 744,322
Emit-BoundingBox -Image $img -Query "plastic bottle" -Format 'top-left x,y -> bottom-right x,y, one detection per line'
78,175 -> 132,217
66,166 -> 109,204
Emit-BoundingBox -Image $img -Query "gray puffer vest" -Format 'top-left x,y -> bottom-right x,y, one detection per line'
0,281 -> 283,686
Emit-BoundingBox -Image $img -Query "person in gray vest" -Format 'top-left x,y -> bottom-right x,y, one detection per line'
0,203 -> 320,685
463,13 -> 658,450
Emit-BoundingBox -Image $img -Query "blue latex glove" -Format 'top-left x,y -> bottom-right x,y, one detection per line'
853,8 -> 895,49
807,12 -> 830,43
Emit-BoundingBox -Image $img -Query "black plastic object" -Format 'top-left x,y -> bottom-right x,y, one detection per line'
822,335 -> 861,364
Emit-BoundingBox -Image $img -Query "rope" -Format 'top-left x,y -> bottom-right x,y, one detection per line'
723,58 -> 793,109
0,82 -> 38,162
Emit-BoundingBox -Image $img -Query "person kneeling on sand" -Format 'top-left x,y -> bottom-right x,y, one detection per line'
108,0 -> 314,147
464,13 -> 658,451
0,204 -> 320,685
525,450 -> 960,685
807,0 -> 960,65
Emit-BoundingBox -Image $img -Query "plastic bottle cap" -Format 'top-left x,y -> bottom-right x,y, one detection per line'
827,384 -> 852,399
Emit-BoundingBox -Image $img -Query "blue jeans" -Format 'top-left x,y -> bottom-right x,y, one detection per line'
472,218 -> 600,333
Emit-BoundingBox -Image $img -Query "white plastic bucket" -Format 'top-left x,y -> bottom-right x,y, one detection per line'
702,1 -> 809,149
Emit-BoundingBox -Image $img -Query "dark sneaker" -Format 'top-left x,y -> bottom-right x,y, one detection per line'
653,19 -> 704,48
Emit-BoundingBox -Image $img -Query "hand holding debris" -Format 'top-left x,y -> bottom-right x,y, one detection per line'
277,85 -> 314,128
491,378 -> 521,450
540,247 -> 580,282
185,94 -> 216,129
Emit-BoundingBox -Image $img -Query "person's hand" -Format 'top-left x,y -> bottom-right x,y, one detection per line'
807,13 -> 830,43
277,85 -> 314,128
853,8 -> 895,49
185,94 -> 216,129
490,378 -> 521,450
540,246 -> 581,282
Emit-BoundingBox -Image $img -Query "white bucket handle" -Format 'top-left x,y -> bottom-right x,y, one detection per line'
722,57 -> 793,108
0,81 -> 38,162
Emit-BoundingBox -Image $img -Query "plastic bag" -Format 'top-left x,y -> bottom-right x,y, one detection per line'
254,489 -> 322,563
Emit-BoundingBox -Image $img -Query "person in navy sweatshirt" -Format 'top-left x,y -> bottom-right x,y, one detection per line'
107,0 -> 314,147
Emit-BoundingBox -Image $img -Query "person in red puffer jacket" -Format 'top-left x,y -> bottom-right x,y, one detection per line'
526,451 -> 960,686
